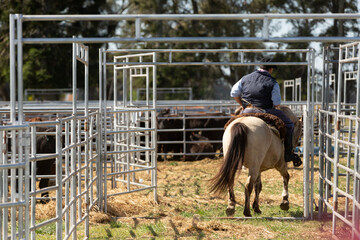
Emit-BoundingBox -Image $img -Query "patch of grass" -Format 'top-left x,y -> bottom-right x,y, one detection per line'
35,222 -> 56,236
109,220 -> 123,228
169,161 -> 178,166
34,158 -> 335,239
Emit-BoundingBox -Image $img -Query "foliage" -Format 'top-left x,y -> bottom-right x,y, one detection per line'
0,0 -> 359,100
0,0 -> 120,100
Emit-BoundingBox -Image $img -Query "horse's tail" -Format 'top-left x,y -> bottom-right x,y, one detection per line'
209,122 -> 248,195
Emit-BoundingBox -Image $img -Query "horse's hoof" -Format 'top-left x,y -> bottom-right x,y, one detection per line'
243,210 -> 252,217
280,201 -> 290,211
226,207 -> 235,217
254,207 -> 262,214
252,203 -> 261,214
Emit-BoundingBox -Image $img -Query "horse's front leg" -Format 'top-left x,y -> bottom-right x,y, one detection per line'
226,185 -> 236,216
252,175 -> 262,214
278,166 -> 290,211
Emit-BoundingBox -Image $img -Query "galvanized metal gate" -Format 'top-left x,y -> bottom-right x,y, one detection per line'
318,43 -> 360,239
99,50 -> 158,211
5,13 -> 360,240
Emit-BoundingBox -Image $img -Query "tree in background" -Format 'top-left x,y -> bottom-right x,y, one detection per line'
270,0 -> 359,100
117,0 -> 268,99
0,0 -> 359,101
0,0 -> 120,100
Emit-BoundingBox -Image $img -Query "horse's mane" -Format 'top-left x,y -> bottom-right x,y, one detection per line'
224,112 -> 286,139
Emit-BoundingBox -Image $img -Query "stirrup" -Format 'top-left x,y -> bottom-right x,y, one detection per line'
292,154 -> 302,167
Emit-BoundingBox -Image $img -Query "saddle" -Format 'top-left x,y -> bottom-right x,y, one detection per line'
224,112 -> 286,139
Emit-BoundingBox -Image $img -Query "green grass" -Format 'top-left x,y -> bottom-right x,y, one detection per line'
28,158 -> 341,239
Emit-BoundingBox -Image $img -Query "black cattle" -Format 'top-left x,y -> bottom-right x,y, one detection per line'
156,109 -> 230,161
185,112 -> 229,153
156,109 -> 184,160
6,126 -> 57,204
183,133 -> 214,161
35,127 -> 57,203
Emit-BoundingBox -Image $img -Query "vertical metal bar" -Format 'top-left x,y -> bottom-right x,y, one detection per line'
145,67 -> 150,166
325,47 -> 333,215
77,119 -> 82,229
303,51 -> 311,219
318,47 -> 327,219
64,121 -> 70,236
17,14 -> 23,124
73,41 -> 77,116
283,82 -> 286,101
10,129 -> 16,240
85,46 -> 89,116
152,53 -> 158,202
102,49 -> 107,213
98,48 -> 103,211
262,16 -> 269,40
113,57 -> 117,107
9,14 -> 16,124
18,130 -> 23,238
130,74 -> 133,105
23,127 -> 30,240
333,45 -> 343,236
135,18 -> 141,39
89,115 -> 94,206
84,46 -> 90,239
16,13 -> 25,236
310,49 -> 315,219
345,119 -> 353,219
30,126 -> 36,240
292,80 -> 295,102
71,42 -> 77,240
344,73 -> 347,105
56,122 -> 63,240
2,130 -> 8,240
126,111 -> 130,192
123,59 -> 128,107
352,44 -> 360,239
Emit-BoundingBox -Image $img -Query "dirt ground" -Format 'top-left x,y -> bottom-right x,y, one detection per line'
80,158 -> 338,239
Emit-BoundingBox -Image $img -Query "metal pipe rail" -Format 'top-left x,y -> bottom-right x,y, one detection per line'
19,13 -> 360,21
10,14 -> 360,44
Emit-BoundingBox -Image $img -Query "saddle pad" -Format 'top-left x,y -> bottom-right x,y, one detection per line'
224,112 -> 286,139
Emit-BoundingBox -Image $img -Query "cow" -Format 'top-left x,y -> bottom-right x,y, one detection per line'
183,132 -> 214,161
156,109 -> 184,160
6,125 -> 57,204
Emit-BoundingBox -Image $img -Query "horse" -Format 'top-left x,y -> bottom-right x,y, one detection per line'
209,106 -> 302,217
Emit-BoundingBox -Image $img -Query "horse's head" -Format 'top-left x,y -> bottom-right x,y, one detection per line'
279,106 -> 302,149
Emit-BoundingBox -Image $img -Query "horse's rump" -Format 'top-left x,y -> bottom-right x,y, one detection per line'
224,112 -> 286,139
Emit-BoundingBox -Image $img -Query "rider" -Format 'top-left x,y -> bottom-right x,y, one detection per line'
230,57 -> 299,164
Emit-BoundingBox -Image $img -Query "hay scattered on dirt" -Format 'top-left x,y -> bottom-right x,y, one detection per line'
34,157 -> 335,239
89,211 -> 112,224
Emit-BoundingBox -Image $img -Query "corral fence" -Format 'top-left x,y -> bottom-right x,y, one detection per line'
318,43 -> 360,239
107,48 -> 317,222
3,13 -> 360,240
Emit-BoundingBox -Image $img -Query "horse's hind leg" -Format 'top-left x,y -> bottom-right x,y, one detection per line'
277,165 -> 290,211
226,186 -> 236,216
252,175 -> 262,214
244,172 -> 258,217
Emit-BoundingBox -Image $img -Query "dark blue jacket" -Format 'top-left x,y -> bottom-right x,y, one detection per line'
241,70 -> 277,109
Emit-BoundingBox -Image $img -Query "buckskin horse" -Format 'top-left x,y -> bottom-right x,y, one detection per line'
209,106 -> 302,217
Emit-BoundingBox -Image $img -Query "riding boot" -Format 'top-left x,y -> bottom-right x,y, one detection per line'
284,132 -> 294,163
284,130 -> 302,167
